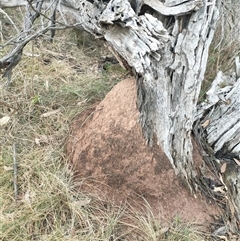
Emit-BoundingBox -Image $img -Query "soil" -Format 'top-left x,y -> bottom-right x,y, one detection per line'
66,78 -> 221,230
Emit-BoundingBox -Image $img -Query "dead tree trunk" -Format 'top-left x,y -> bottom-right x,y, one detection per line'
1,0 -> 240,234
194,64 -> 240,234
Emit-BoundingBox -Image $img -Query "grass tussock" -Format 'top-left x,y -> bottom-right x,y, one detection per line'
124,200 -> 204,241
0,12 -> 205,241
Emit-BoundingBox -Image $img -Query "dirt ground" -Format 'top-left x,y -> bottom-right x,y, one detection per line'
66,78 -> 221,229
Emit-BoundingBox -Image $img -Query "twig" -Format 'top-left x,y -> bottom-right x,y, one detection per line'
0,8 -> 20,33
0,101 -> 18,113
13,143 -> 18,201
80,106 -> 103,128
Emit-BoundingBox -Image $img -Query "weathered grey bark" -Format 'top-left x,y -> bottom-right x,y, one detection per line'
1,0 -> 240,234
195,71 -> 240,157
98,0 -> 221,193
194,62 -> 240,234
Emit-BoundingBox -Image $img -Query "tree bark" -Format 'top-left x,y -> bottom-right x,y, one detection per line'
94,0 -> 221,193
194,65 -> 240,234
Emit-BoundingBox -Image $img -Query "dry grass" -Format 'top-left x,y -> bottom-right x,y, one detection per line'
0,8 -> 209,241
200,1 -> 240,101
0,29 -> 203,241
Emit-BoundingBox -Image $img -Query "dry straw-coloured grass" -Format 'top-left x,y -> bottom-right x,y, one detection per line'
0,29 -> 126,240
0,35 -> 203,240
0,7 -> 213,241
200,1 -> 240,101
0,29 -> 203,241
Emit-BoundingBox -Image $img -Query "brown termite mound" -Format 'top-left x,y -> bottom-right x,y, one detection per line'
66,78 -> 220,227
